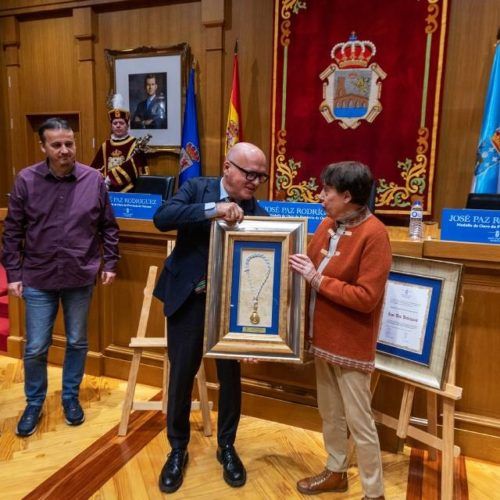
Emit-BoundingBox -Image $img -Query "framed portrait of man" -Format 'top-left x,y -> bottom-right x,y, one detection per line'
129,72 -> 168,130
106,43 -> 190,152
204,217 -> 307,363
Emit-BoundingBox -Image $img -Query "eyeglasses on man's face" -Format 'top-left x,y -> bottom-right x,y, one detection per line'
228,160 -> 269,183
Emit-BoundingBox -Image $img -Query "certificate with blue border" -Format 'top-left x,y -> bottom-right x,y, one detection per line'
377,272 -> 442,365
375,255 -> 462,390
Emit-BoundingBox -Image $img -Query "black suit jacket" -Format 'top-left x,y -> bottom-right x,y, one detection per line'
153,176 -> 268,316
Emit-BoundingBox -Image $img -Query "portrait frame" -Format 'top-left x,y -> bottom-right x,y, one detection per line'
204,216 -> 308,363
376,255 -> 463,389
106,43 -> 190,152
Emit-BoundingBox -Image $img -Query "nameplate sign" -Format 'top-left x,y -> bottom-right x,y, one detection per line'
441,208 -> 500,244
109,192 -> 162,220
259,201 -> 325,233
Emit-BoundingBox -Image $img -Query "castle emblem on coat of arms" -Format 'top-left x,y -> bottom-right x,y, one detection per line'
179,141 -> 201,173
319,32 -> 387,129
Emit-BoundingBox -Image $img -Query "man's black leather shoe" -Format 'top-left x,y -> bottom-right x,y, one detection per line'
216,444 -> 246,487
159,448 -> 188,493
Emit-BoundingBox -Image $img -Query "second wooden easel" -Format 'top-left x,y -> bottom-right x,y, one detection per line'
373,297 -> 464,500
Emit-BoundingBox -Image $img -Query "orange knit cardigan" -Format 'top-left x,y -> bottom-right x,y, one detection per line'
308,215 -> 392,372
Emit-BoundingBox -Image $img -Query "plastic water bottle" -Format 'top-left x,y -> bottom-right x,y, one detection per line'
408,200 -> 423,241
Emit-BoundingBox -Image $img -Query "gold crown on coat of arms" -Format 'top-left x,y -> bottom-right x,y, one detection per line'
331,32 -> 377,69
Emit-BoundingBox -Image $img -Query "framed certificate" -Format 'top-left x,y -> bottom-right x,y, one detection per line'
204,216 -> 307,363
377,272 -> 442,365
376,255 -> 463,389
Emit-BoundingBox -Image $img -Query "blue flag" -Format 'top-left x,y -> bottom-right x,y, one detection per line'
179,68 -> 201,186
471,42 -> 500,194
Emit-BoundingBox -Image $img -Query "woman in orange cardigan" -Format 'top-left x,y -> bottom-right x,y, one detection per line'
290,161 -> 392,499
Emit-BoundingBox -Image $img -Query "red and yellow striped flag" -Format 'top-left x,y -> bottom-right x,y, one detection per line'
225,43 -> 243,154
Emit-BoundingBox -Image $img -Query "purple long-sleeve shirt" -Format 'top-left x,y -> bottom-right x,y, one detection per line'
2,160 -> 120,289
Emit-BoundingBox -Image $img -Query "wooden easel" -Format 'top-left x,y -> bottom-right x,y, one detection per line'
373,296 -> 464,500
118,262 -> 212,437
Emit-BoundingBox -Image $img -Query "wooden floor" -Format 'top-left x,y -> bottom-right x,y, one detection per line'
0,355 -> 497,499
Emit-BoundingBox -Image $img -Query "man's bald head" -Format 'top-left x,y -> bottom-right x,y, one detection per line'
226,142 -> 266,166
222,142 -> 269,201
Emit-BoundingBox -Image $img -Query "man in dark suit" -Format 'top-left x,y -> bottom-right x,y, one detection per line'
153,142 -> 269,494
131,74 -> 167,129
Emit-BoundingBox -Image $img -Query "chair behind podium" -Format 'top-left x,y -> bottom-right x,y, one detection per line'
466,193 -> 500,210
133,175 -> 176,201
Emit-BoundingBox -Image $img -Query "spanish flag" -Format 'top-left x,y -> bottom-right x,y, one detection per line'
225,42 -> 243,154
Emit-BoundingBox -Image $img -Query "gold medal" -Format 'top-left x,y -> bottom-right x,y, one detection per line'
250,311 -> 260,324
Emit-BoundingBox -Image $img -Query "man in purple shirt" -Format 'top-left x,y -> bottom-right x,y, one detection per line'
2,117 -> 119,437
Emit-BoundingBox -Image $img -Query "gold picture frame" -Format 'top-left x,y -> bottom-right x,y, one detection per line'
105,43 -> 190,153
204,216 -> 307,363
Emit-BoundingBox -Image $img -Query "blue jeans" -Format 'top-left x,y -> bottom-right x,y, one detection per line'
23,285 -> 94,406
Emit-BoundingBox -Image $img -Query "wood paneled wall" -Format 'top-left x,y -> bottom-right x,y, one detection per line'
0,0 -> 274,183
94,2 -> 204,176
1,0 -> 498,212
435,0 -> 500,216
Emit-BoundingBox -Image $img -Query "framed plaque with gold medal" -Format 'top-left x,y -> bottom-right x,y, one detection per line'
204,217 -> 307,363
